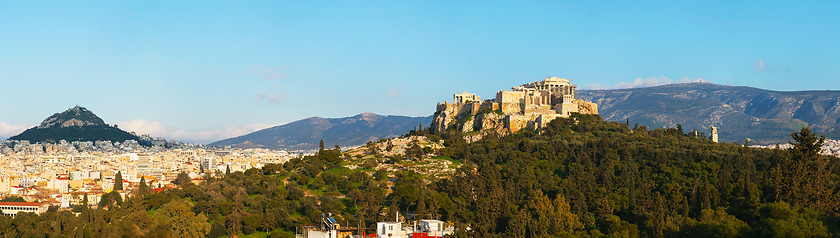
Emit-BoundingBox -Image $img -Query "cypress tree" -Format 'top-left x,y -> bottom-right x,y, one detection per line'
81,193 -> 91,222
417,186 -> 426,219
139,176 -> 150,196
114,171 -> 123,191
225,164 -> 231,177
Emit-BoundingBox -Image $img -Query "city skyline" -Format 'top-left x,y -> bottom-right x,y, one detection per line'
2,1 -> 838,143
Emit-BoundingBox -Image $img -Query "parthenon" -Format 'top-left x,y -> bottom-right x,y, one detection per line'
432,77 -> 598,134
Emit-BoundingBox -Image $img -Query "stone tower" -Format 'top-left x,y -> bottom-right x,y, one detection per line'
711,126 -> 719,143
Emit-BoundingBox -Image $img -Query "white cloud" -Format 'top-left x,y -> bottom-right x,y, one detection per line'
387,87 -> 404,98
116,119 -> 271,144
754,59 -> 765,71
0,122 -> 30,139
249,67 -> 288,80
586,76 -> 706,90
753,59 -> 790,73
258,91 -> 290,104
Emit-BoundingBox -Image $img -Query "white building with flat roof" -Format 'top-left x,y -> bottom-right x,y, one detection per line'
0,202 -> 50,218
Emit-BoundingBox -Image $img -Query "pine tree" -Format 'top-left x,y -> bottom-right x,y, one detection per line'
319,139 -> 325,152
790,127 -> 825,158
114,171 -> 123,191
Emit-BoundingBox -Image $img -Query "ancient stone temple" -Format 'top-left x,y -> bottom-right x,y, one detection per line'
432,77 -> 599,137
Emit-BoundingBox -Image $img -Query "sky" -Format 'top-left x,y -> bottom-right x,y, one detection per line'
1,1 -> 838,143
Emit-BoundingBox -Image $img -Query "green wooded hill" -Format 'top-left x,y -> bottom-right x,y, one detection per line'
9,106 -> 145,144
2,114 -> 839,237
432,113 -> 839,237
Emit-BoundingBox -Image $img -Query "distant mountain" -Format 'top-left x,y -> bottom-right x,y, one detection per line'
209,113 -> 433,151
10,106 -> 145,144
577,83 -> 840,145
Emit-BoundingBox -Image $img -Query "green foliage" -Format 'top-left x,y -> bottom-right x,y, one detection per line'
114,170 -> 124,191
173,171 -> 191,186
154,199 -> 211,238
675,208 -> 748,237
434,115 -> 840,237
750,202 -> 829,237
98,191 -> 123,209
139,176 -> 150,197
0,196 -> 26,202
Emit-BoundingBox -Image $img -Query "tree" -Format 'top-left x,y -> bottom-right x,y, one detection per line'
98,191 -> 122,209
0,196 -> 25,202
114,171 -> 123,191
225,165 -> 231,177
790,127 -> 826,158
417,186 -> 427,219
173,171 -> 191,186
138,176 -> 150,197
80,193 -> 91,222
319,139 -> 325,152
154,199 -> 211,238
679,208 -> 748,238
752,202 -> 828,237
367,141 -> 380,155
551,193 -> 582,234
406,142 -> 423,160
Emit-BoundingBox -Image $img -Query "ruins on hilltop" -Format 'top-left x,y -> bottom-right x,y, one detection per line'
431,77 -> 599,138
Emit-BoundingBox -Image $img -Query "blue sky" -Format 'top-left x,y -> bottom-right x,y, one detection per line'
1,1 -> 838,143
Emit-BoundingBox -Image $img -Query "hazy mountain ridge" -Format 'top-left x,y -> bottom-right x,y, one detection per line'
577,83 -> 840,144
10,106 -> 144,144
209,113 -> 433,151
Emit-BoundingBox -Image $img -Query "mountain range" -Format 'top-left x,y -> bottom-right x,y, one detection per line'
209,113 -> 433,151
10,106 -> 145,144
577,82 -> 840,145
12,83 -> 838,147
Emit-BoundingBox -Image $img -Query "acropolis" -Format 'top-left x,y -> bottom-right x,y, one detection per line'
431,77 -> 598,135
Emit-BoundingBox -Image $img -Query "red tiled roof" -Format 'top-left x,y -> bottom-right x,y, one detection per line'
0,202 -> 46,207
